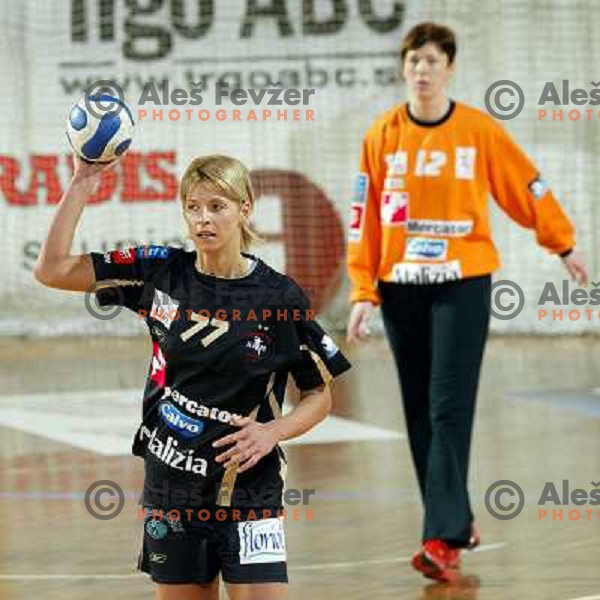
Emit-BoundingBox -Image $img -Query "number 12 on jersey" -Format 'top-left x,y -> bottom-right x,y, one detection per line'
385,148 -> 476,180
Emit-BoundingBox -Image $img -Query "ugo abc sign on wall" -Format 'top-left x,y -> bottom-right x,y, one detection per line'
70,0 -> 405,61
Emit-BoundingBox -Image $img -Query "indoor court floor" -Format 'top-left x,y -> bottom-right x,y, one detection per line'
0,334 -> 599,599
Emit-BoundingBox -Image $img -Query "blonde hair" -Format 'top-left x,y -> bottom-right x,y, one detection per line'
180,155 -> 260,251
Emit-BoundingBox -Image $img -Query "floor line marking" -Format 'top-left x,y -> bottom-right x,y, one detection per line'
294,542 -> 505,571
0,543 -> 506,579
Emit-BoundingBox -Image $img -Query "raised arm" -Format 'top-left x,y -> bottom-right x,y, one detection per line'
33,157 -> 113,291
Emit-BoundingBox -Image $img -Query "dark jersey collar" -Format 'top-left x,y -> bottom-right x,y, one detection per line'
189,252 -> 265,284
406,99 -> 456,127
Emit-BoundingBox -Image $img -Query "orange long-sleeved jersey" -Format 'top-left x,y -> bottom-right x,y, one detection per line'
347,101 -> 575,304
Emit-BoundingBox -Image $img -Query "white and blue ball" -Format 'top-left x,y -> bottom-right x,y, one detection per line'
66,94 -> 135,163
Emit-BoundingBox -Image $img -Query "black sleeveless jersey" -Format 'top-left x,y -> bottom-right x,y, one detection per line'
90,245 -> 351,510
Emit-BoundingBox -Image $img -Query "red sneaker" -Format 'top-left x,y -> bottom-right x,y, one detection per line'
448,548 -> 462,570
411,539 -> 461,582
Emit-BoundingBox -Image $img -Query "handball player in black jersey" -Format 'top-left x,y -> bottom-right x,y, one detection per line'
34,154 -> 351,600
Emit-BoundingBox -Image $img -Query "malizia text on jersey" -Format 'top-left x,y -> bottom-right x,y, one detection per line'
139,425 -> 208,475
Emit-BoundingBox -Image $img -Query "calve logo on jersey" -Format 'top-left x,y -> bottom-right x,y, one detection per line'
404,237 -> 448,261
159,401 -> 205,439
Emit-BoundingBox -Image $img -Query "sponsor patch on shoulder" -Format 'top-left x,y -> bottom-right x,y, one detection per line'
238,518 -> 287,565
137,245 -> 170,259
381,191 -> 408,226
353,173 -> 368,205
321,334 -> 339,358
151,289 -> 180,330
528,176 -> 548,200
348,203 -> 365,242
348,173 -> 369,242
109,248 -> 137,265
385,151 -> 408,175
455,147 -> 477,180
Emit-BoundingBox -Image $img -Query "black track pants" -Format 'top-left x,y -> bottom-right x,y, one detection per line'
379,275 -> 491,546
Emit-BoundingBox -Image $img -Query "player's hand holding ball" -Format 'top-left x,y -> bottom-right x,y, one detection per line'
66,91 -> 135,191
71,153 -> 116,182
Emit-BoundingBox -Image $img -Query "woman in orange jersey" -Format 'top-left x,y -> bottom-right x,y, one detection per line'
346,22 -> 588,583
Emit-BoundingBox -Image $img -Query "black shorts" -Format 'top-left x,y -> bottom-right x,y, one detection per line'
138,507 -> 288,585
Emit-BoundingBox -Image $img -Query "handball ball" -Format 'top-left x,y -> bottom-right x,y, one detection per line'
66,94 -> 135,163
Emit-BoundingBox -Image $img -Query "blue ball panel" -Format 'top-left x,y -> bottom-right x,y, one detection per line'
89,94 -> 134,126
89,94 -> 120,103
69,105 -> 88,131
115,139 -> 132,156
81,113 -> 121,160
